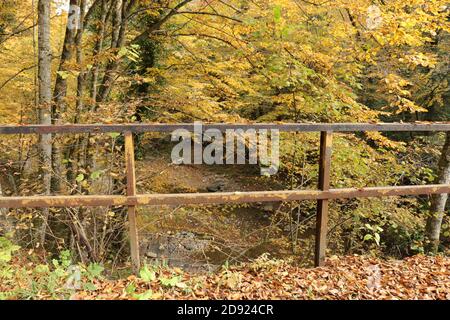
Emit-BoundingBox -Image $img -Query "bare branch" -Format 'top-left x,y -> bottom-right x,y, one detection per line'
176,11 -> 242,23
173,32 -> 238,48
0,64 -> 36,92
132,0 -> 194,43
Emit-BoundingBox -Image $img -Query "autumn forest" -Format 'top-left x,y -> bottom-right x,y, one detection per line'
0,0 -> 449,301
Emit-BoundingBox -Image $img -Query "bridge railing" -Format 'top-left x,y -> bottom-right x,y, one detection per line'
1,122 -> 450,272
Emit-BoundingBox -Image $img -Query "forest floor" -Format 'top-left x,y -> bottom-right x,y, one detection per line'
134,146 -> 304,270
70,255 -> 450,300
2,253 -> 449,300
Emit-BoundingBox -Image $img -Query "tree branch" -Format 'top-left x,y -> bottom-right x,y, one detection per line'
173,33 -> 238,48
132,0 -> 194,43
176,11 -> 242,23
0,64 -> 36,92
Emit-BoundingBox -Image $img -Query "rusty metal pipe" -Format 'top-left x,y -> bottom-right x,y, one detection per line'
1,184 -> 449,208
2,122 -> 450,134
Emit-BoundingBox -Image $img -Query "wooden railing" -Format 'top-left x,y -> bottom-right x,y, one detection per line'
1,122 -> 450,272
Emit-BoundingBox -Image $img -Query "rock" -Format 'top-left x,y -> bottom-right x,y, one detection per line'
184,241 -> 199,251
146,251 -> 158,258
141,231 -> 211,270
206,181 -> 226,192
261,201 -> 282,212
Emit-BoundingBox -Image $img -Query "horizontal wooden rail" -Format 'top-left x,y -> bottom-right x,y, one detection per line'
1,185 -> 449,208
2,122 -> 450,134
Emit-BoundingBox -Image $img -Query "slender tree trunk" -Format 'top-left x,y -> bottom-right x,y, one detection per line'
97,0 -> 137,103
90,0 -> 110,104
426,132 -> 450,253
0,183 -> 13,236
75,0 -> 87,120
53,0 -> 80,118
425,25 -> 450,252
52,0 -> 81,194
66,0 -> 87,181
37,0 -> 52,244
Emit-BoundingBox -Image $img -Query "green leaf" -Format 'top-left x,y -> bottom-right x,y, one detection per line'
139,265 -> 156,282
59,250 -> 71,268
160,276 -> 181,288
0,237 -> 21,263
374,233 -> 381,246
87,263 -> 104,278
90,170 -> 102,180
57,71 -> 70,80
273,5 -> 282,23
134,290 -> 153,300
35,264 -> 50,273
75,174 -> 85,183
109,132 -> 120,139
83,282 -> 97,291
363,234 -> 373,241
0,251 -> 11,263
118,47 -> 128,58
125,282 -> 136,295
52,259 -> 59,268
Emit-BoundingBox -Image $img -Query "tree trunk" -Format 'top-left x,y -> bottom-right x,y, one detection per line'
90,0 -> 110,104
37,0 -> 52,244
0,183 -> 13,236
425,132 -> 450,253
96,0 -> 126,103
52,0 -> 80,194
75,0 -> 87,120
53,0 -> 80,118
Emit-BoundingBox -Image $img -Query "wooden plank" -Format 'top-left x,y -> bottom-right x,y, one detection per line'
1,184 -> 450,208
2,122 -> 450,134
124,131 -> 140,274
315,131 -> 333,267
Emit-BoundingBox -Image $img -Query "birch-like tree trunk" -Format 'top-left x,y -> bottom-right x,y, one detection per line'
51,0 -> 80,194
424,23 -> 450,253
0,183 -> 13,236
37,0 -> 52,244
426,132 -> 450,253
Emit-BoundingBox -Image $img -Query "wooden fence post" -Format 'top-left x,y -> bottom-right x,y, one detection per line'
124,131 -> 140,274
315,131 -> 333,267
